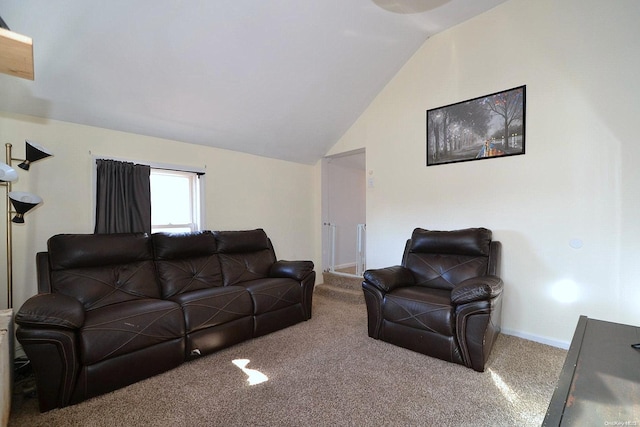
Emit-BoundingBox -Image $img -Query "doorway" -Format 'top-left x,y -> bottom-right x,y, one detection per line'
321,149 -> 366,276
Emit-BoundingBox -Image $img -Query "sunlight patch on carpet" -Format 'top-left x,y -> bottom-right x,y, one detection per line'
232,359 -> 269,385
489,369 -> 541,424
489,369 -> 519,404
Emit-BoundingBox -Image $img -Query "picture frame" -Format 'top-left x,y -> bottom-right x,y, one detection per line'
426,85 -> 526,166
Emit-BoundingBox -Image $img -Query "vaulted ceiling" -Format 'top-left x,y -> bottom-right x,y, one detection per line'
0,0 -> 507,164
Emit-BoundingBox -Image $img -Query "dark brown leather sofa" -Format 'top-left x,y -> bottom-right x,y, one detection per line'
362,227 -> 502,372
15,229 -> 315,412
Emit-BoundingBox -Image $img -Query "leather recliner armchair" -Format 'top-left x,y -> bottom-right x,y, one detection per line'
362,227 -> 503,372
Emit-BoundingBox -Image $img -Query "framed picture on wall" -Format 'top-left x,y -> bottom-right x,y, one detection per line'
426,85 -> 526,166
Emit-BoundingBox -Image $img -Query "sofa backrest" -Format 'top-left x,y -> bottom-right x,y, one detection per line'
402,228 -> 492,291
47,233 -> 160,310
213,229 -> 276,286
152,231 -> 223,298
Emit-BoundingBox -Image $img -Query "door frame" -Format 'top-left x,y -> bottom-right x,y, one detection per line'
321,148 -> 366,274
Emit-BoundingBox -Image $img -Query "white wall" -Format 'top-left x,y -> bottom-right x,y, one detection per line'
328,0 -> 640,347
0,111 -> 321,311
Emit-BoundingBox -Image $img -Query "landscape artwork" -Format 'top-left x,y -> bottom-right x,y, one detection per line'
426,85 -> 525,166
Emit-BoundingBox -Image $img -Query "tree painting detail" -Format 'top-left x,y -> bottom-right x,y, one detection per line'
426,85 -> 525,166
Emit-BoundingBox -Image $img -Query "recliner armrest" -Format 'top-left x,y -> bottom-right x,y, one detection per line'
15,293 -> 85,330
270,260 -> 314,281
363,266 -> 415,293
451,275 -> 503,304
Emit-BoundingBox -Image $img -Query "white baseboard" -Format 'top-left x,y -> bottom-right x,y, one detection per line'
501,328 -> 570,350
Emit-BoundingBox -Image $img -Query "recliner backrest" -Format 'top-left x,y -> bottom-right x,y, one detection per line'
402,228 -> 492,291
214,229 -> 276,286
152,231 -> 223,298
48,233 -> 160,310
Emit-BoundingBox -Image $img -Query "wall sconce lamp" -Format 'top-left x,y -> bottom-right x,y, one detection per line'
1,140 -> 52,308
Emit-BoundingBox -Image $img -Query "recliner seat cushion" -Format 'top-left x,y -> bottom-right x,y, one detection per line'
383,287 -> 454,336
169,286 -> 253,334
80,299 -> 184,365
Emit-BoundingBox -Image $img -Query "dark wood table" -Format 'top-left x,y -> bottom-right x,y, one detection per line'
543,315 -> 640,426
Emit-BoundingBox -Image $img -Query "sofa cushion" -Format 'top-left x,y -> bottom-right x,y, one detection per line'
218,252 -> 275,286
240,278 -> 302,315
152,232 -> 223,298
48,233 -> 153,270
214,229 -> 270,253
80,299 -> 184,366
48,233 -> 161,309
51,261 -> 161,310
156,256 -> 224,298
152,231 -> 217,260
383,287 -> 454,336
404,253 -> 489,291
215,229 -> 276,286
169,286 -> 253,334
409,228 -> 492,256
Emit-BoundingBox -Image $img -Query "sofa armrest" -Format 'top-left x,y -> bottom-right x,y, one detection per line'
16,293 -> 85,330
16,327 -> 79,411
270,260 -> 314,281
363,266 -> 415,293
451,276 -> 503,304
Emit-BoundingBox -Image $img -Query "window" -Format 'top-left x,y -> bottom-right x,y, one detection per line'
150,169 -> 202,234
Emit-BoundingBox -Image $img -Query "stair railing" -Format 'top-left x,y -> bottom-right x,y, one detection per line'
324,222 -> 336,272
356,223 -> 366,276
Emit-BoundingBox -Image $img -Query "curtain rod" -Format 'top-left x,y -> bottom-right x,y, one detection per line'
89,151 -> 206,175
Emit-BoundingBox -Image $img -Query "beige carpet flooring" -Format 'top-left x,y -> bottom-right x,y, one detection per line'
9,291 -> 567,426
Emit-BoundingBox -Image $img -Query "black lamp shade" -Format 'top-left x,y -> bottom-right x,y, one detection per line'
18,140 -> 53,170
8,191 -> 42,223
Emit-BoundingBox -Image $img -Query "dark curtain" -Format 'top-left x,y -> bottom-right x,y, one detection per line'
94,159 -> 151,234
